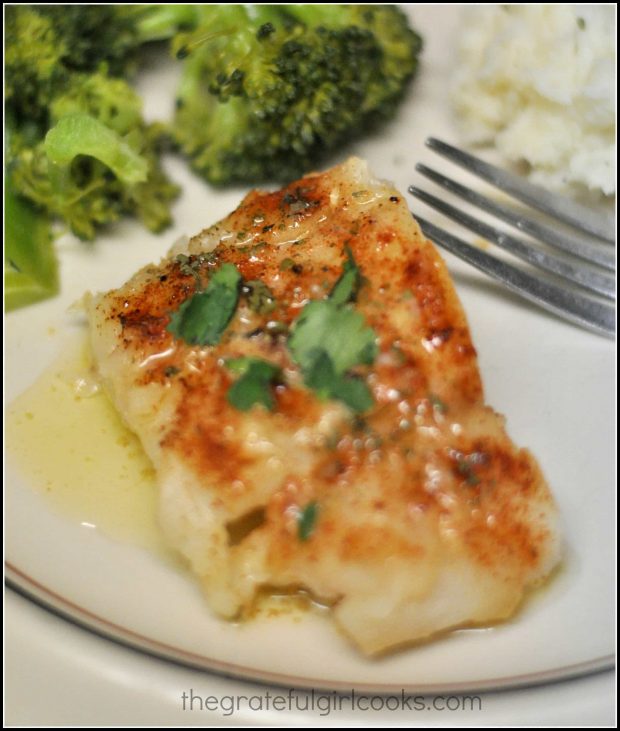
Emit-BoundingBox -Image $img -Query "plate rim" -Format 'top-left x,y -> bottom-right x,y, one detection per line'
6,4 -> 615,700
6,562 -> 615,695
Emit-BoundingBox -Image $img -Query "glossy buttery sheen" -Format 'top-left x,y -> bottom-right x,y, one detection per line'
87,158 -> 561,655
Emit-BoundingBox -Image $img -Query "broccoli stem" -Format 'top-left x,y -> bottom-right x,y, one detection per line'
279,4 -> 353,27
134,5 -> 200,43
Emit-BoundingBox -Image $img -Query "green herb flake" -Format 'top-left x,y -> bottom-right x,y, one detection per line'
175,253 -> 191,272
333,375 -> 374,413
164,365 -> 180,377
167,263 -> 241,346
577,17 -> 586,29
330,247 -> 364,305
242,279 -> 276,314
175,252 -> 215,286
298,501 -> 319,541
225,357 -> 282,411
279,257 -> 296,271
304,350 -> 373,413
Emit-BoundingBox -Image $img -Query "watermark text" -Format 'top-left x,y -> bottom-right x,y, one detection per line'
180,688 -> 483,717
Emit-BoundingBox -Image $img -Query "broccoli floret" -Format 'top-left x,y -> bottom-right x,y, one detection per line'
5,6 -> 69,127
5,6 -> 179,242
10,71 -> 179,240
171,5 -> 422,184
5,5 -> 148,124
35,5 -> 143,75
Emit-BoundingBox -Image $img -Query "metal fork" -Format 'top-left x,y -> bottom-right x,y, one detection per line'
409,138 -> 616,338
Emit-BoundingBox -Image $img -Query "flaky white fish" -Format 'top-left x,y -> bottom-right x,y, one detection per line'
88,158 -> 561,654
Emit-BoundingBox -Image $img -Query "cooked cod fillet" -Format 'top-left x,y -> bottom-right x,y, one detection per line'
87,158 -> 561,654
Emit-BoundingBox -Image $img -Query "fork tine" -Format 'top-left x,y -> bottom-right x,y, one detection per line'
425,138 -> 615,244
415,163 -> 615,272
415,216 -> 615,338
410,187 -> 615,301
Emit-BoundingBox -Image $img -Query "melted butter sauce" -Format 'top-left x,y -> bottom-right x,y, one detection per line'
6,337 -> 168,556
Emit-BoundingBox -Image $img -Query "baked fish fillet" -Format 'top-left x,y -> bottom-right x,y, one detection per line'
87,158 -> 561,654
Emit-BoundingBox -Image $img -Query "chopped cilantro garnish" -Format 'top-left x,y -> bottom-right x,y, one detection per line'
304,349 -> 374,413
226,357 -> 282,411
288,254 -> 377,413
289,301 -> 377,375
298,501 -> 319,541
167,263 -> 241,346
330,247 -> 364,305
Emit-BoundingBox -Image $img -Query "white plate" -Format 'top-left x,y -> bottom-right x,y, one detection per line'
6,592 -> 616,726
5,6 -> 615,694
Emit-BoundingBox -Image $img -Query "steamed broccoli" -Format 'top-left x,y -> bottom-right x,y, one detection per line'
5,5 -> 180,308
6,6 -> 179,240
170,5 -> 422,184
5,5 -> 143,128
34,5 -> 143,76
10,71 -> 179,240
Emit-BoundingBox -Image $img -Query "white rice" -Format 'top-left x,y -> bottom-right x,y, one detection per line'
451,5 -> 616,196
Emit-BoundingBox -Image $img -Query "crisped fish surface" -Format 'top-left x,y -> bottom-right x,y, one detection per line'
88,158 -> 560,654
